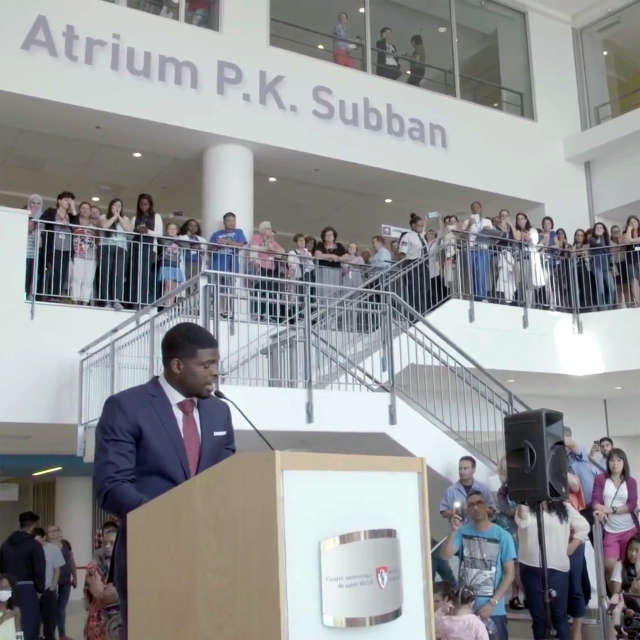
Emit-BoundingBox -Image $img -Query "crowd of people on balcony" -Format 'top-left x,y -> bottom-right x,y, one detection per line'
22,191 -> 640,318
433,437 -> 640,640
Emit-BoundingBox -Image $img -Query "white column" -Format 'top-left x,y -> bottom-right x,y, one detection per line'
202,143 -> 254,239
55,477 -> 93,601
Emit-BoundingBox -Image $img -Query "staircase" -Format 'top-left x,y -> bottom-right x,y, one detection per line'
79,269 -> 529,465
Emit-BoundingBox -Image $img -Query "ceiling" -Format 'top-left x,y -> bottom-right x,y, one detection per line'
0,90 -> 538,245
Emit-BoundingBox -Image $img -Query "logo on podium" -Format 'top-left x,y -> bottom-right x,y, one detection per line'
320,528 -> 403,628
376,566 -> 389,590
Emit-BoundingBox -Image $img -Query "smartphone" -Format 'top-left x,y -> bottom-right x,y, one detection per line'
453,501 -> 463,518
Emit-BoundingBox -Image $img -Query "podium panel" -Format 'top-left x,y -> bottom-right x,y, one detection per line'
282,469 -> 430,639
128,452 -> 434,640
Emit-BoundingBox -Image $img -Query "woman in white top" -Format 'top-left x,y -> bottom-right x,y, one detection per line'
516,501 -> 589,640
425,228 -> 444,307
398,213 -> 428,313
513,212 -> 545,307
593,448 -> 639,591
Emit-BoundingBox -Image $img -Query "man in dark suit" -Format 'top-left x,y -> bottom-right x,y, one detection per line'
94,322 -> 236,638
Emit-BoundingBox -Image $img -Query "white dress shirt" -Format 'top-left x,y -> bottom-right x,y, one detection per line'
398,231 -> 426,260
158,373 -> 201,438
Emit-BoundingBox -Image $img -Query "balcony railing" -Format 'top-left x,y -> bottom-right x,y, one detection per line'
26,222 -> 640,334
103,0 -> 219,31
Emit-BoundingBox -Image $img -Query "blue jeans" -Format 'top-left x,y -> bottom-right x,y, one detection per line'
57,581 -> 72,636
592,255 -> 615,307
568,545 -> 587,618
472,248 -> 490,299
521,563 -> 570,640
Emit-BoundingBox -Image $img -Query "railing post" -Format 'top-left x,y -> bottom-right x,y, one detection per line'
30,222 -> 40,320
136,236 -> 143,310
199,274 -> 211,331
520,244 -> 529,329
303,286 -> 314,423
148,320 -> 155,379
109,342 -> 116,396
385,301 -> 397,426
570,253 -> 583,334
76,358 -> 85,458
466,240 -> 475,323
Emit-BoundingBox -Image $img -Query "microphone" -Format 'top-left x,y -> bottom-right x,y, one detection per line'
214,389 -> 275,451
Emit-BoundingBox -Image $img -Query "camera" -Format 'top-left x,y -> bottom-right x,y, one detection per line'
615,611 -> 640,639
453,501 -> 464,519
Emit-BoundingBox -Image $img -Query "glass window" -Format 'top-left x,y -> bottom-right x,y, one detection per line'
127,0 -> 179,21
581,1 -> 640,126
370,0 -> 455,96
455,0 -> 533,118
270,1 -> 367,70
116,0 -> 218,29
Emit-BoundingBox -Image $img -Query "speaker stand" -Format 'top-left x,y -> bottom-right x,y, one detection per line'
535,501 -> 556,640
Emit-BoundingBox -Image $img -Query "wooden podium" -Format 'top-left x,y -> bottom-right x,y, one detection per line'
128,452 -> 434,639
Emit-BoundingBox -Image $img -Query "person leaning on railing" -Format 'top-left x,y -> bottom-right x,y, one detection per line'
610,225 -> 628,308
70,201 -> 100,305
314,226 -> 347,300
39,191 -> 77,300
589,222 -> 616,309
178,218 -> 208,283
623,215 -> 640,306
376,27 -> 402,80
25,193 -> 44,299
98,198 -> 132,311
250,221 -> 285,322
129,193 -> 163,307
333,12 -> 357,68
405,35 -> 426,87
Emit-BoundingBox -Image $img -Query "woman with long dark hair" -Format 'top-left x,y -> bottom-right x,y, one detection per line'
98,198 -> 132,309
129,193 -> 163,306
593,448 -> 639,591
514,212 -> 545,306
623,215 -> 640,305
572,229 -> 592,309
516,500 -> 589,640
589,222 -> 616,308
314,225 -> 347,300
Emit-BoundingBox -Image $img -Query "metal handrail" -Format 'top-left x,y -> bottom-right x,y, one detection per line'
594,85 -> 640,124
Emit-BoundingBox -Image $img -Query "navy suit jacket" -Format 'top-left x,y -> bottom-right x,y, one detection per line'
93,377 -> 235,613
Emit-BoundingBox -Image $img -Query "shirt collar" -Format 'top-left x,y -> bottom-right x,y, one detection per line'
159,374 -> 196,408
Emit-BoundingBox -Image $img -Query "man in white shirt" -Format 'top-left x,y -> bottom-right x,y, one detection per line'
34,527 -> 66,640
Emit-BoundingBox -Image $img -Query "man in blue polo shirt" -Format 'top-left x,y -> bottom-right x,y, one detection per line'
209,211 -> 248,317
440,455 -> 496,520
442,490 -> 516,640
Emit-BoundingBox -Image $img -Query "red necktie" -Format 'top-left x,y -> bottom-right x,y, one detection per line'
177,399 -> 200,477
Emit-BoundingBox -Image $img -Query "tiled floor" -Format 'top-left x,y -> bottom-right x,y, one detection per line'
64,599 -> 87,639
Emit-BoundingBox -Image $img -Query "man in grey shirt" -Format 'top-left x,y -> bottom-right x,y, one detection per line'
34,527 -> 66,640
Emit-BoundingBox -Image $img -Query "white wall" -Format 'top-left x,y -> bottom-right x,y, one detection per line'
55,477 -> 93,601
428,299 -> 640,375
0,0 -> 590,231
0,207 -> 130,425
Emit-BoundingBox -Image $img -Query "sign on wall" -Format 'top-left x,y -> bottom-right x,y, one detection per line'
19,13 -> 448,151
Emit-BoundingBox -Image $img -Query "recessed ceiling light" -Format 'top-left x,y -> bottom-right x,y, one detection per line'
603,50 -> 608,56
438,26 -> 448,33
506,378 -> 516,383
614,386 -> 623,390
406,70 -> 411,75
91,196 -> 100,202
268,176 -> 277,183
32,466 -> 63,477
317,44 -> 325,50
132,152 -> 142,158
493,102 -> 499,107
384,198 -> 392,204
359,6 -> 365,12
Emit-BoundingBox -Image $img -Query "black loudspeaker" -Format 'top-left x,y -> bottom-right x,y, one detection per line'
504,409 -> 568,505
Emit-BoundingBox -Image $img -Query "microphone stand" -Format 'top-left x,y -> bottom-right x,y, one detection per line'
534,500 -> 555,640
